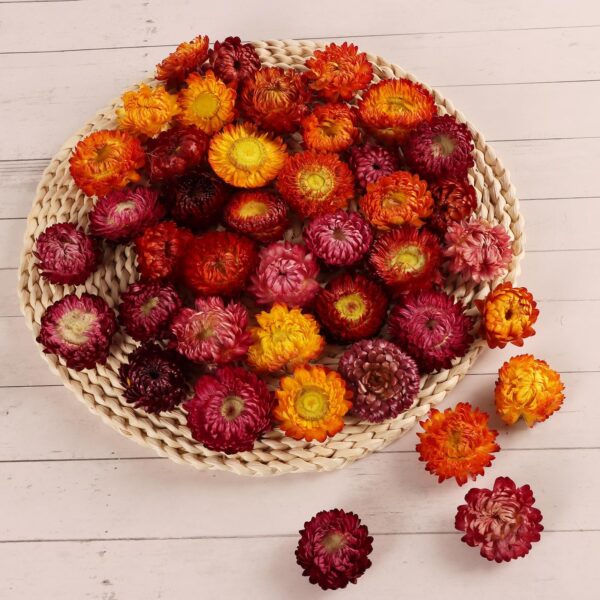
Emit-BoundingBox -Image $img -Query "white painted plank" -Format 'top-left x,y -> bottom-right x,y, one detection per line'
0,270 -> 20,316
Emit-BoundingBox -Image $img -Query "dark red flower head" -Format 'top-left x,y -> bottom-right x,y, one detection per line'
209,36 -> 261,88
428,176 -> 477,232
349,143 -> 401,189
296,509 -> 373,591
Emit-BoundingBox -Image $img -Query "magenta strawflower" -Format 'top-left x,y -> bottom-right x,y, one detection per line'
248,241 -> 320,307
339,339 -> 420,422
349,143 -> 400,189
37,293 -> 117,370
170,296 -> 252,364
456,476 -> 544,562
118,281 -> 181,342
444,218 -> 513,283
303,210 -> 373,267
89,186 -> 165,242
389,290 -> 474,373
184,366 -> 273,454
34,222 -> 99,285
296,509 -> 373,591
119,342 -> 187,413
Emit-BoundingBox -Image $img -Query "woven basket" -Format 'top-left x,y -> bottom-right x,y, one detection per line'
18,40 -> 524,476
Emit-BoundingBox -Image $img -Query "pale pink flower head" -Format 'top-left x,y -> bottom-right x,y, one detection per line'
170,296 -> 252,364
303,210 -> 373,267
248,241 -> 320,307
444,218 -> 513,284
455,476 -> 543,562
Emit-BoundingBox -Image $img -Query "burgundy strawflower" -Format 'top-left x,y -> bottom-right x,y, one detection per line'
349,143 -> 400,189
315,273 -> 388,342
389,290 -> 474,373
118,281 -> 181,342
170,296 -> 252,364
34,222 -> 99,285
89,186 -> 165,242
37,293 -> 117,371
164,171 -> 229,230
404,114 -> 474,180
444,218 -> 513,283
428,176 -> 477,232
147,125 -> 210,182
248,241 -> 320,307
296,509 -> 373,591
119,342 -> 188,413
184,366 -> 273,454
455,476 -> 544,562
208,36 -> 261,88
339,339 -> 420,422
303,210 -> 373,267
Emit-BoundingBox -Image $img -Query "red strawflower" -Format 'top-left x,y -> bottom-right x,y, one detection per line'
164,171 -> 229,230
223,190 -> 289,242
118,281 -> 181,342
296,508 -> 373,590
456,476 -> 544,562
303,210 -> 373,267
368,226 -> 442,293
119,342 -> 188,413
37,293 -> 117,371
34,222 -> 99,285
146,126 -> 209,182
404,115 -> 474,180
184,366 -> 274,454
315,273 -> 388,342
182,231 -> 257,296
134,221 -> 193,282
349,143 -> 401,189
208,36 -> 261,88
89,186 -> 165,242
428,176 -> 477,232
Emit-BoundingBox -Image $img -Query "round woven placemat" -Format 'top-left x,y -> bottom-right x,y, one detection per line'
18,40 -> 524,476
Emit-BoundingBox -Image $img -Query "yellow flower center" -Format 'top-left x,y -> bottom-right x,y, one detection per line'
57,309 -> 95,346
220,395 -> 245,421
229,137 -> 266,170
238,200 -> 268,218
191,91 -> 221,118
94,143 -> 116,163
383,190 -> 409,210
335,292 -> 366,321
432,134 -> 456,157
299,167 -> 335,199
114,200 -> 136,214
295,385 -> 329,421
384,95 -> 414,115
323,531 -> 347,552
390,244 -> 425,272
141,297 -> 159,316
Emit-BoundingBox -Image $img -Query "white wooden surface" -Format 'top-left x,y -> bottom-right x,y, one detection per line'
1,1 -> 599,598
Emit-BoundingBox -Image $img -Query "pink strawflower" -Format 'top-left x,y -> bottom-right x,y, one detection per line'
89,186 -> 165,242
456,476 -> 544,562
303,210 -> 373,267
170,296 -> 252,364
184,366 -> 273,454
118,281 -> 181,342
248,241 -> 320,307
389,290 -> 474,373
349,143 -> 400,189
444,218 -> 513,283
34,222 -> 99,285
37,293 -> 117,370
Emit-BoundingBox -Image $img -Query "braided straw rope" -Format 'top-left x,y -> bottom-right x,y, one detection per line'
18,40 -> 524,476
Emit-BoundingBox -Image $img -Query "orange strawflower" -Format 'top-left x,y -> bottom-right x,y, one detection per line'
301,103 -> 359,152
69,130 -> 145,197
240,67 -> 311,133
305,42 -> 373,102
208,122 -> 288,188
476,283 -> 539,349
156,34 -> 210,84
417,403 -> 500,485
177,71 -> 236,135
495,355 -> 565,427
276,151 -> 355,219
247,303 -> 324,373
358,79 -> 436,143
274,365 -> 352,442
116,83 -> 179,138
359,170 -> 433,229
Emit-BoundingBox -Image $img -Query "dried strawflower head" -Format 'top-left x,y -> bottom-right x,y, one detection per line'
274,365 -> 352,442
349,143 -> 400,189
456,476 -> 543,562
428,176 -> 477,232
495,355 -> 565,427
301,103 -> 359,152
417,402 -> 499,485
209,36 -> 261,88
156,34 -> 210,85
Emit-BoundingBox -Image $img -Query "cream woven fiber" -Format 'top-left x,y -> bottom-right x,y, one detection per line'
18,40 -> 524,476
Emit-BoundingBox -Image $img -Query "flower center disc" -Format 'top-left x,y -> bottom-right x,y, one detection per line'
300,168 -> 334,199
220,395 -> 245,421
323,531 -> 347,553
390,244 -> 426,272
57,309 -> 95,346
295,385 -> 329,421
141,296 -> 159,316
114,200 -> 137,214
230,137 -> 266,170
335,292 -> 367,321
432,134 -> 456,157
238,200 -> 268,218
191,91 -> 220,118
